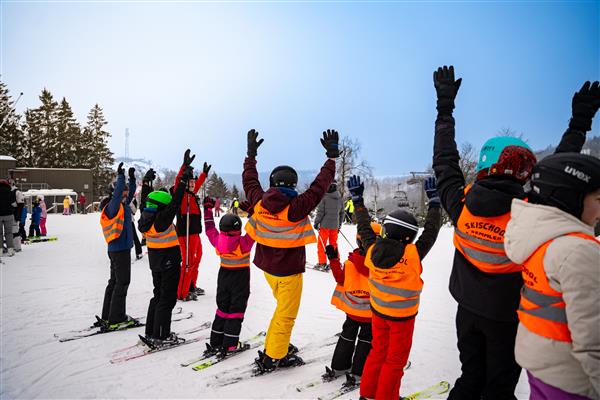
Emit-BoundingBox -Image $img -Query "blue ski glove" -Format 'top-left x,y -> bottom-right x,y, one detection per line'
347,175 -> 364,204
424,176 -> 440,208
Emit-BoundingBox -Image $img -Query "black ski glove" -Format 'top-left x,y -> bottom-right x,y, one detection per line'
347,175 -> 364,204
247,129 -> 264,157
424,176 -> 441,208
117,162 -> 124,175
433,65 -> 462,115
569,81 -> 600,132
203,196 -> 215,210
321,129 -> 340,158
128,167 -> 136,181
325,245 -> 339,261
203,162 -> 211,175
183,149 -> 196,166
180,166 -> 194,186
144,168 -> 156,182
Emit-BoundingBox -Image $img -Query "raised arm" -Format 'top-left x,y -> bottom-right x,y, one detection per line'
192,162 -> 211,194
125,167 -> 136,205
348,175 -> 377,250
415,176 -> 442,260
243,129 -> 265,207
432,65 -> 467,225
106,163 -> 125,218
202,197 -> 219,248
153,167 -> 192,232
555,81 -> 600,154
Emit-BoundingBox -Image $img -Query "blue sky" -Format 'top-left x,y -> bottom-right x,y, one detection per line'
2,1 -> 598,175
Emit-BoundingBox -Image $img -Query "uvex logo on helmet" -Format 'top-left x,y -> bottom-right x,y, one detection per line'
564,166 -> 591,183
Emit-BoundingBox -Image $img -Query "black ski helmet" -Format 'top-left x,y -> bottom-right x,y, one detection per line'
529,152 -> 600,219
381,209 -> 419,243
327,180 -> 338,193
220,214 -> 242,233
270,165 -> 298,189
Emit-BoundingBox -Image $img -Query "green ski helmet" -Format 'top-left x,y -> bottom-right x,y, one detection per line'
475,136 -> 536,184
146,190 -> 172,209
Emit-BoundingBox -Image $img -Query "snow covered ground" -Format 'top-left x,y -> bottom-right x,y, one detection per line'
1,213 -> 530,399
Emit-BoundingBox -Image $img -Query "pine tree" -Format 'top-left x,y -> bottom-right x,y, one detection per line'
56,98 -> 82,168
206,172 -> 230,199
24,89 -> 60,167
82,104 -> 115,198
231,184 -> 240,199
0,79 -> 25,161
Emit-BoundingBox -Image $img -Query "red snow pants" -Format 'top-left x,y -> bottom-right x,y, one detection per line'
176,234 -> 202,299
317,228 -> 339,265
360,314 -> 415,400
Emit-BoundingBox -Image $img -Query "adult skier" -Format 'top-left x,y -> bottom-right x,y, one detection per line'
313,180 -> 344,271
432,66 -> 595,399
98,163 -> 137,329
505,153 -> 600,400
243,128 -> 339,373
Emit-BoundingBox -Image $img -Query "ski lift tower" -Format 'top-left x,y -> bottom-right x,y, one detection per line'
124,128 -> 130,159
407,171 -> 429,214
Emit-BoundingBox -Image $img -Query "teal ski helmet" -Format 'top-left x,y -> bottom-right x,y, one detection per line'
475,136 -> 536,184
146,190 -> 172,209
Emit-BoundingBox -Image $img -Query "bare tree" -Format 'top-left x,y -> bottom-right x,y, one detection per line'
459,141 -> 478,185
336,136 -> 373,198
497,126 -> 528,142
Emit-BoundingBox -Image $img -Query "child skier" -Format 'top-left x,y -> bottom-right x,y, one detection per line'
98,163 -> 137,330
28,198 -> 42,238
38,195 -> 47,236
138,166 -> 192,346
174,149 -> 210,301
313,180 -> 344,271
432,66 -> 596,399
202,196 -> 255,357
505,153 -> 600,400
347,175 -> 441,400
243,128 -> 339,373
320,222 -> 382,388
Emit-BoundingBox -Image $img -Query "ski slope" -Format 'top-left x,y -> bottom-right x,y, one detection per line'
0,213 -> 530,399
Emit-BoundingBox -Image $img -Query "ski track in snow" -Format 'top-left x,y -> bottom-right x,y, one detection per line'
1,214 -> 530,399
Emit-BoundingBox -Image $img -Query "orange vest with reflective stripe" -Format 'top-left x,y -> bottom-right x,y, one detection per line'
365,243 -> 423,318
453,185 -> 521,274
245,200 -> 316,248
144,224 -> 179,249
518,232 -> 600,343
216,244 -> 251,269
330,259 -> 372,319
100,204 -> 125,244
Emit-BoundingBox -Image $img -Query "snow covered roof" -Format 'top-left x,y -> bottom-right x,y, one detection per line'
0,155 -> 17,161
23,189 -> 78,198
16,167 -> 91,171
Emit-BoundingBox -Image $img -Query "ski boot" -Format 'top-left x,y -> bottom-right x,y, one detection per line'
313,263 -> 327,271
321,366 -> 347,382
135,253 -> 143,260
253,350 -> 279,374
288,342 -> 299,355
278,351 -> 305,368
216,341 -> 250,360
92,316 -> 107,328
194,287 -> 205,296
6,248 -> 15,257
342,372 -> 361,388
101,315 -> 140,332
142,332 -> 185,350
184,292 -> 198,301
203,343 -> 220,358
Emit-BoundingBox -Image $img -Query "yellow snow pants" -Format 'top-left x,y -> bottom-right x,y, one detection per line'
263,272 -> 303,359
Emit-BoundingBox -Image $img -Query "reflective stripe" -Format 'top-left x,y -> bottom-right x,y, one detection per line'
103,218 -> 124,233
345,292 -> 371,304
103,228 -> 122,238
455,228 -> 505,250
371,293 -> 420,309
369,278 -> 421,298
248,219 -> 315,241
459,244 -> 512,265
145,225 -> 178,247
521,286 -> 562,308
332,290 -> 371,311
248,218 -> 312,234
220,255 -> 250,266
519,304 -> 568,324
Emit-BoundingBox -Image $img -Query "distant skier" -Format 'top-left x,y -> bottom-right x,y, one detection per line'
431,66 -> 593,399
174,150 -> 210,301
231,198 -> 239,216
214,197 -> 222,217
0,179 -> 15,256
505,153 -> 600,400
38,195 -> 47,236
63,196 -> 71,215
28,198 -> 42,237
344,198 -> 354,223
79,192 -> 87,214
130,197 -> 143,260
202,196 -> 255,357
243,128 -> 338,373
320,223 -> 382,387
138,165 -> 192,346
313,180 -> 344,271
348,175 -> 441,400
97,163 -> 137,330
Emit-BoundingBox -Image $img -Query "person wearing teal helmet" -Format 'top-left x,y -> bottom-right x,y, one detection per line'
431,65 -> 599,400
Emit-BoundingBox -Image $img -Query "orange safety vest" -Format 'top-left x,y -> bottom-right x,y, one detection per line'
453,185 -> 521,274
216,244 -> 251,269
100,204 -> 125,244
330,259 -> 372,319
144,224 -> 179,249
245,200 -> 316,248
518,232 -> 600,343
365,243 -> 423,318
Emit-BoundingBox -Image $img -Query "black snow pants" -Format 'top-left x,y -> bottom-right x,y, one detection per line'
101,250 -> 131,324
145,252 -> 180,339
132,221 -> 142,257
448,305 -> 521,400
331,315 -> 372,376
210,267 -> 250,350
28,223 -> 40,237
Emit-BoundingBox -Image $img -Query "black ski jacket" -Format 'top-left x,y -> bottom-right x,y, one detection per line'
432,113 -> 586,322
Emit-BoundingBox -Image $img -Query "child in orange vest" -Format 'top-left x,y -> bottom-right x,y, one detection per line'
202,196 -> 255,358
346,175 -> 442,400
321,223 -> 382,388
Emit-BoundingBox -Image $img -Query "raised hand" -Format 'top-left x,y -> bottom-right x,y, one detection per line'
424,176 -> 440,207
433,65 -> 462,114
320,129 -> 340,159
128,167 -> 136,180
117,162 -> 124,175
570,81 -> 600,132
144,168 -> 156,182
183,149 -> 196,166
247,129 -> 264,157
203,162 -> 212,175
347,175 -> 364,203
180,166 -> 194,184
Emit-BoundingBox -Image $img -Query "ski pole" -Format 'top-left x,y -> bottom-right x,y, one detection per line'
338,229 -> 353,248
185,194 -> 190,273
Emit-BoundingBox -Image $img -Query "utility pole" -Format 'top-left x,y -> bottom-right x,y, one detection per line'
124,128 -> 130,159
